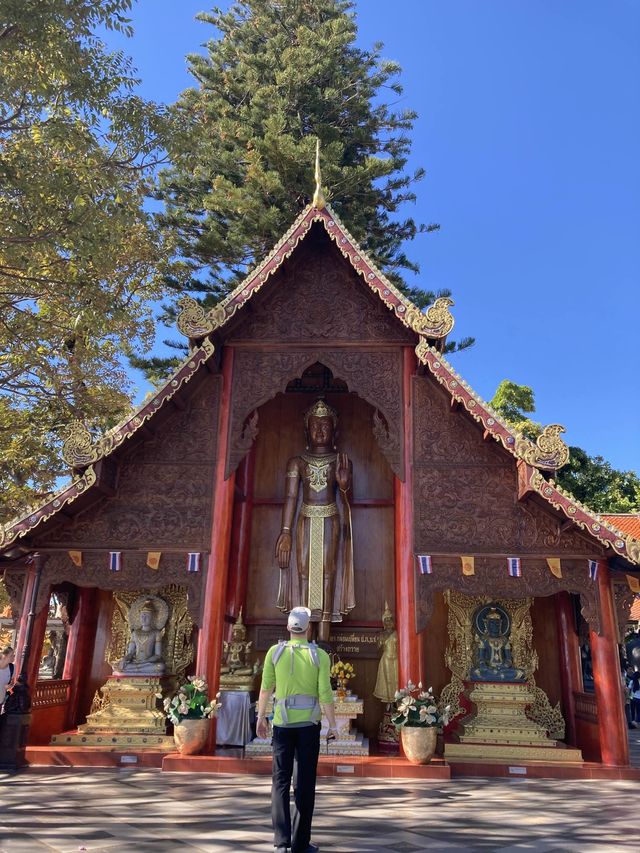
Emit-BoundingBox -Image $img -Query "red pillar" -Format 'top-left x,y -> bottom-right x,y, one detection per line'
63,587 -> 99,729
395,346 -> 423,689
196,347 -> 237,751
555,592 -> 582,746
225,444 -> 255,632
589,560 -> 629,766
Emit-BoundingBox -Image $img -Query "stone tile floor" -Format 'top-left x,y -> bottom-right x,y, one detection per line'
0,766 -> 638,853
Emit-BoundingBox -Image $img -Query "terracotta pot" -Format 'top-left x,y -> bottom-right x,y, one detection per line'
400,725 -> 437,765
173,718 -> 210,755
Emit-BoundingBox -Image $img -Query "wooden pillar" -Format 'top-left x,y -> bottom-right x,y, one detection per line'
554,591 -> 581,746
18,553 -> 48,688
225,444 -> 256,631
63,587 -> 99,729
589,560 -> 629,766
196,347 -> 237,751
394,346 -> 423,688
13,567 -> 35,672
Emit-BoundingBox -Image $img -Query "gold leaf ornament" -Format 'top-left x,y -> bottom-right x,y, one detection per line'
406,297 -> 455,338
516,424 -> 570,471
61,420 -> 99,468
176,296 -> 215,338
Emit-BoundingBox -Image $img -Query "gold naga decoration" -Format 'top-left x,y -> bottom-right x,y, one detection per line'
406,296 -> 455,339
515,424 -> 570,472
61,420 -> 100,468
176,295 -> 226,339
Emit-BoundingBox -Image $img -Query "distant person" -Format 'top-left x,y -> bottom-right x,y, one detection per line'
629,668 -> 640,726
257,606 -> 338,853
0,646 -> 16,711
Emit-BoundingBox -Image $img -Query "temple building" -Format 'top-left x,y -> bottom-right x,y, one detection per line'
1,181 -> 639,778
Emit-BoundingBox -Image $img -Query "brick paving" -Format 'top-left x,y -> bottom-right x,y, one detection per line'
0,766 -> 638,853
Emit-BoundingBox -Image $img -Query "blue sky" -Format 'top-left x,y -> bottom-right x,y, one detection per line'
105,0 -> 639,474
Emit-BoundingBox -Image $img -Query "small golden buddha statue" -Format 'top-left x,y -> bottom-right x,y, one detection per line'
220,609 -> 260,690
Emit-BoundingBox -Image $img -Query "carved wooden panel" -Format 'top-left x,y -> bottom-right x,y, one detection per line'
35,552 -> 204,625
2,567 -> 26,619
40,374 -> 221,551
226,232 -> 415,345
416,557 -> 601,635
613,575 -> 636,643
227,349 -> 404,479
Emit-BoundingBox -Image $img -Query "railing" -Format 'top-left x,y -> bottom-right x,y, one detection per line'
33,679 -> 71,709
573,690 -> 598,722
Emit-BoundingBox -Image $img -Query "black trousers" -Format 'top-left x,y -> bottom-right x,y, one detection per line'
271,723 -> 321,852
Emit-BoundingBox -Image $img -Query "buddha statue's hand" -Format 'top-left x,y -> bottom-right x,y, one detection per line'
336,452 -> 350,489
275,531 -> 292,569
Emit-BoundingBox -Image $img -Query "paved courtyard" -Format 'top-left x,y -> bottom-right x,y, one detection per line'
0,767 -> 637,853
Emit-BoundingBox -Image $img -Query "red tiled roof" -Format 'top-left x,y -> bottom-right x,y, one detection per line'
602,514 -> 640,539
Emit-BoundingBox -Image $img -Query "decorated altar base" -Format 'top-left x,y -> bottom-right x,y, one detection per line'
245,695 -> 369,756
51,675 -> 174,749
445,682 -> 583,763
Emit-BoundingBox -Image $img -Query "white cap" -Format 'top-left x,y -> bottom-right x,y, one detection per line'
287,606 -> 311,634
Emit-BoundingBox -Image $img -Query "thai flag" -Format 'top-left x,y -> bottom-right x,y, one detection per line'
418,555 -> 433,575
507,557 -> 521,577
187,552 -> 201,573
109,551 -> 122,572
588,560 -> 598,581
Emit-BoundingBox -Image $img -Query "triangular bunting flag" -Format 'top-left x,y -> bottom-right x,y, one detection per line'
507,557 -> 521,577
68,550 -> 82,568
546,558 -> 562,579
147,552 -> 161,571
461,556 -> 475,576
418,555 -> 433,575
626,574 -> 640,593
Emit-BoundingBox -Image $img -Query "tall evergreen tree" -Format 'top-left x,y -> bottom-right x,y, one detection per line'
151,0 -> 470,370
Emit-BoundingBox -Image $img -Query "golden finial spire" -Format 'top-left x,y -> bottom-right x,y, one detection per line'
312,137 -> 326,210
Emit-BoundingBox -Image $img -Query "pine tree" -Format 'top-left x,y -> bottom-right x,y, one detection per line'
151,0 -> 471,368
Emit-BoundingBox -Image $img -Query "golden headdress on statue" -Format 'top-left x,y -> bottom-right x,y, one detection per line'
304,398 -> 338,428
382,601 -> 393,622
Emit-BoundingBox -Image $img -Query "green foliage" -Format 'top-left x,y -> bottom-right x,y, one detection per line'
490,380 -> 640,513
489,380 -> 541,440
0,0 -> 170,520
152,0 -> 470,371
556,448 -> 640,514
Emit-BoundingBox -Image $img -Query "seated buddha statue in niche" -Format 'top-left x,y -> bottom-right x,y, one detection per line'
220,608 -> 254,677
113,596 -> 167,676
470,604 -> 525,682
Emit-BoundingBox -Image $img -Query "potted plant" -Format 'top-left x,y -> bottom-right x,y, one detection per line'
391,681 -> 450,765
163,675 -> 221,755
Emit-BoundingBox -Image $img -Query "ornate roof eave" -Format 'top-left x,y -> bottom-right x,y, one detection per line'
0,338 -> 216,554
415,340 -> 640,566
176,203 -> 456,344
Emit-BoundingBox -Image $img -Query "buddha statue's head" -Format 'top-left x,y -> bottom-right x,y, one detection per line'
139,599 -> 155,629
304,399 -> 338,450
485,609 -> 503,637
231,607 -> 247,641
382,601 -> 394,629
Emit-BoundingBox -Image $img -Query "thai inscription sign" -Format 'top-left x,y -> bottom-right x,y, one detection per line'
253,625 -> 379,659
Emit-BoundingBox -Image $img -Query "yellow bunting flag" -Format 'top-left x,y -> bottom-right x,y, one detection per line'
547,558 -> 562,579
461,556 -> 475,576
147,552 -> 162,571
626,574 -> 640,594
68,550 -> 82,568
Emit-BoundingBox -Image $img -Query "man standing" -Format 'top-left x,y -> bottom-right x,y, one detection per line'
257,606 -> 338,853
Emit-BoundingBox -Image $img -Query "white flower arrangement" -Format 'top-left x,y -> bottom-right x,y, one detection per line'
161,675 -> 221,726
391,681 -> 450,729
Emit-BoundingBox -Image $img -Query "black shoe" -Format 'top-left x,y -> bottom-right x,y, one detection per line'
294,846 -> 318,853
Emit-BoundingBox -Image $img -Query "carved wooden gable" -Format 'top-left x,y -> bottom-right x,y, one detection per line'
225,226 -> 415,345
412,374 -> 604,558
39,373 -> 221,552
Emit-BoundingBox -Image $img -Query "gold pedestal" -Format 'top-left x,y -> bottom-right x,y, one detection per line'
51,676 -> 174,749
445,682 -> 582,763
219,672 -> 258,693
